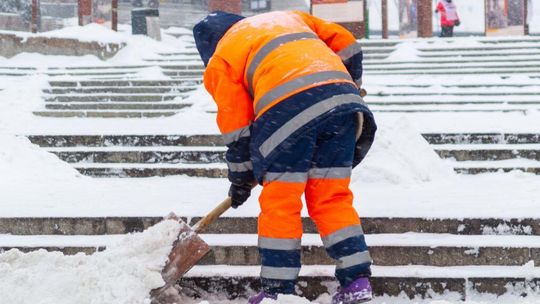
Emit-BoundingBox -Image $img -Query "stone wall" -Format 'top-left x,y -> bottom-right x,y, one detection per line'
0,33 -> 125,59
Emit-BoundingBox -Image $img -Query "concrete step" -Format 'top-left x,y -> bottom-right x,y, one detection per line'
365,68 -> 540,76
47,145 -> 540,164
44,102 -> 191,110
43,86 -> 197,94
163,71 -> 205,77
371,109 -> 530,114
369,91 -> 540,97
2,216 -> 537,236
33,111 -> 179,118
359,41 -> 401,47
0,66 -> 36,71
455,167 -> 540,175
0,246 -> 103,255
367,101 -> 540,106
364,56 -> 540,65
27,134 -> 223,148
48,79 -> 202,87
0,72 -> 32,77
48,147 -> 226,164
435,147 -> 540,161
47,64 -> 203,71
4,233 -> 540,267
27,133 -> 538,148
181,266 -> 540,300
417,50 -> 540,58
373,83 -> 540,89
46,71 -> 140,77
422,133 -> 540,145
73,164 -> 228,178
364,62 -> 540,72
479,38 -> 540,44
44,94 -> 188,102
418,45 -> 540,52
361,47 -> 395,54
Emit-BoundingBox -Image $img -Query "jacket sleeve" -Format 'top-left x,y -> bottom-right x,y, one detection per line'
296,11 -> 363,87
204,57 -> 255,185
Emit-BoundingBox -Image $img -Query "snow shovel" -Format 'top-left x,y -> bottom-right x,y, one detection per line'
150,196 -> 235,304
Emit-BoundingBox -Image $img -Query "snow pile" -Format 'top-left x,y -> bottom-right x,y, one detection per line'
0,135 -> 82,182
354,117 -> 455,184
0,220 -> 181,304
0,23 -> 126,44
1,23 -> 192,66
386,41 -> 419,61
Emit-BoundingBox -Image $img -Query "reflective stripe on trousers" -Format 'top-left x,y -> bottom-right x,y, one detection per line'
259,93 -> 365,158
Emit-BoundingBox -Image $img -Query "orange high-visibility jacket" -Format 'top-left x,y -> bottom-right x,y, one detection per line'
194,11 -> 375,184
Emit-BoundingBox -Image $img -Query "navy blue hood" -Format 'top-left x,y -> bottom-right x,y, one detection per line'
193,11 -> 245,66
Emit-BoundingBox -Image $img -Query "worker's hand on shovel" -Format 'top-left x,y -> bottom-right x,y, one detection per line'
228,182 -> 253,208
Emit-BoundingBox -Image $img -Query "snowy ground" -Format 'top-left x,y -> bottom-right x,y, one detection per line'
1,24 -> 540,303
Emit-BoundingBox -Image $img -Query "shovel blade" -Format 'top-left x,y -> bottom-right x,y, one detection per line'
151,220 -> 210,303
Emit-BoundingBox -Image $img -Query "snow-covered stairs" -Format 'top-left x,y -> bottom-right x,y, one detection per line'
26,133 -> 540,177
3,216 -> 540,299
424,133 -> 540,174
34,79 -> 201,118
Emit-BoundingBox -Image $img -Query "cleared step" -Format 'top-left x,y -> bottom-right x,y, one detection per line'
423,133 -> 540,145
44,94 -> 188,102
33,111 -> 179,118
44,102 -> 191,110
27,134 -> 223,147
48,79 -> 202,87
43,86 -> 198,94
182,265 -> 540,300
48,147 -> 226,164
74,164 -> 228,178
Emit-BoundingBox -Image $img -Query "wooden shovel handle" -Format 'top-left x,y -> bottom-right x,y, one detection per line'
193,182 -> 258,233
192,196 -> 233,233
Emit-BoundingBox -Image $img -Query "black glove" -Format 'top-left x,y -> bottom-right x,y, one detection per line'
454,20 -> 461,26
228,183 -> 252,209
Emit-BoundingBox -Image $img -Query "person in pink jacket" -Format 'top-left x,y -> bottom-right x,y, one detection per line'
435,0 -> 460,37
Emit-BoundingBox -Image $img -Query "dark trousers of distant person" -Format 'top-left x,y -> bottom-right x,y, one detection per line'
440,25 -> 454,37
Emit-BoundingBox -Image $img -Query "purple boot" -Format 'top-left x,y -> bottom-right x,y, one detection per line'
332,277 -> 372,304
248,291 -> 278,304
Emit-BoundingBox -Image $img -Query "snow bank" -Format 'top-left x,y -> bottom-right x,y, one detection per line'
0,220 -> 181,304
0,135 -> 82,182
0,23 -> 126,44
354,117 -> 455,184
0,23 -> 192,67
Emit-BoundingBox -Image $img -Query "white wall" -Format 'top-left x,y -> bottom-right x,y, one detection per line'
531,0 -> 540,34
